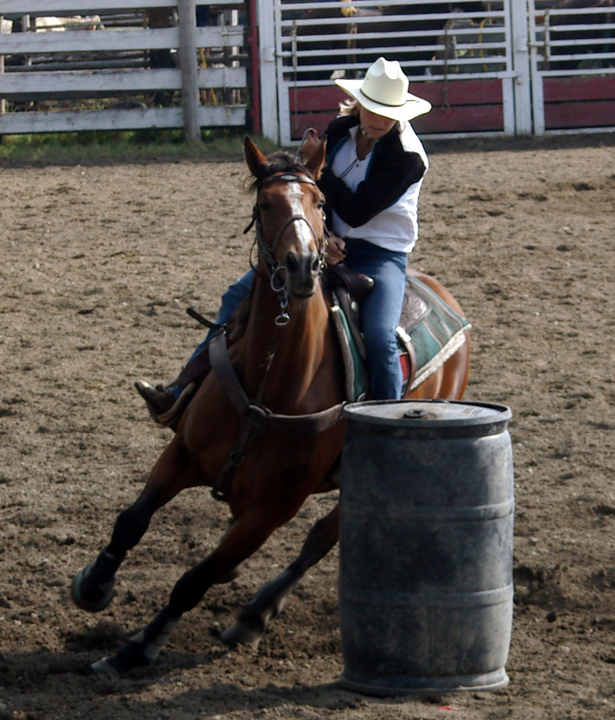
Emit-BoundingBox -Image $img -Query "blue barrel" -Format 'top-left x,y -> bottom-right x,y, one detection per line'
338,399 -> 514,696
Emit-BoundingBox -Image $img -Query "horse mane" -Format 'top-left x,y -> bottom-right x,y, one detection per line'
246,152 -> 313,193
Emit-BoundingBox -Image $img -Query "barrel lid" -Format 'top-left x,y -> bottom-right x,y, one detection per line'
343,399 -> 512,434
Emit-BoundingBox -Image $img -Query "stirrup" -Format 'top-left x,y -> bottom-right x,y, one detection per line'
155,383 -> 199,427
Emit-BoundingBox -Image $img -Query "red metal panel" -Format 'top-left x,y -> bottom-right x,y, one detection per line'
247,0 -> 260,134
291,113 -> 337,140
288,79 -> 505,139
289,79 -> 504,114
288,87 -> 347,113
408,79 -> 503,106
544,101 -> 615,129
543,76 -> 615,103
290,104 -> 504,140
413,105 -> 504,133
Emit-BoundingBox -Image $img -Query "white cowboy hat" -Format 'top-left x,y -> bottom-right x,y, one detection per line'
335,57 -> 431,122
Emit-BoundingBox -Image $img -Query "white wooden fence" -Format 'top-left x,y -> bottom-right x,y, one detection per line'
0,0 -> 248,137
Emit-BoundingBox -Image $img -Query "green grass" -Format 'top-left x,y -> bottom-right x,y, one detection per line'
0,127 -> 279,166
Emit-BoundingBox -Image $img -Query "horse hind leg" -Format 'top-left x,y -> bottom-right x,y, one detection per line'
220,504 -> 340,648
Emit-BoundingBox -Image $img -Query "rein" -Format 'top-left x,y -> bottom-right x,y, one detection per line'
210,169 -> 342,502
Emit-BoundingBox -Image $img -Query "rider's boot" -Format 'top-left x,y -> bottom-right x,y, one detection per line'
135,330 -> 217,427
135,379 -> 198,428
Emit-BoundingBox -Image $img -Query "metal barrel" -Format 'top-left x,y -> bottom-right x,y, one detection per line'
338,399 -> 514,696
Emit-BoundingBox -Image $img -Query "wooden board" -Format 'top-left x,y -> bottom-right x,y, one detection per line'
0,0 -> 240,13
0,26 -> 243,54
0,67 -> 247,98
0,104 -> 246,134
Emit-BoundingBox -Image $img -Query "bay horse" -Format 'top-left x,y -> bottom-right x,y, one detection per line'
71,136 -> 470,675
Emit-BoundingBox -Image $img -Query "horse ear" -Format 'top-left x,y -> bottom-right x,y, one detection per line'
304,138 -> 327,180
244,136 -> 269,179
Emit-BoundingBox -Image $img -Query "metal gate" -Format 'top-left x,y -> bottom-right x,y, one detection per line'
257,0 -> 532,143
528,0 -> 615,135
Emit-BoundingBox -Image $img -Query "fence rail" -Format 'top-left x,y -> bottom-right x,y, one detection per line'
1,0 -> 240,12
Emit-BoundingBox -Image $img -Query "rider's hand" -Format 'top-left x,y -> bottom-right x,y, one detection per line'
300,128 -> 320,163
326,235 -> 346,266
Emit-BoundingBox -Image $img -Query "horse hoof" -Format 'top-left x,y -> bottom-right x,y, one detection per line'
91,657 -> 120,677
220,619 -> 264,648
91,643 -> 149,676
71,566 -> 116,613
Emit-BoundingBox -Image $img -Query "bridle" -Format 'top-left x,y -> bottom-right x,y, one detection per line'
243,171 -> 328,326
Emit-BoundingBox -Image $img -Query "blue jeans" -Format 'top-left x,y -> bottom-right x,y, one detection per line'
343,239 -> 408,400
175,241 -> 407,400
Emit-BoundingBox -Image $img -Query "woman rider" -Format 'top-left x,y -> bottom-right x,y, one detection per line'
136,57 -> 431,422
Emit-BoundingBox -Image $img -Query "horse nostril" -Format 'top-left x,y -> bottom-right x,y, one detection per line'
311,254 -> 320,274
286,252 -> 300,273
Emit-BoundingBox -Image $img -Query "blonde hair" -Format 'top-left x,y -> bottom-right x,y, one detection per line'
337,98 -> 405,133
338,99 -> 360,116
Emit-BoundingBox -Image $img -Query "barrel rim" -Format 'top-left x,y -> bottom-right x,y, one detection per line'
343,399 -> 512,430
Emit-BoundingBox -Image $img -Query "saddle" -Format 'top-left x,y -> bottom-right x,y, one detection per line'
327,268 -> 471,401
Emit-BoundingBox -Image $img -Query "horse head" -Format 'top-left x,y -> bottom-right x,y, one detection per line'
244,136 -> 327,304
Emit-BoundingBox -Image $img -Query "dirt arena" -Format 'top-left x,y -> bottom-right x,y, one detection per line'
1,133 -> 614,720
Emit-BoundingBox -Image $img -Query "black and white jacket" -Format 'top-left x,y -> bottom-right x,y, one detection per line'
318,114 -> 428,253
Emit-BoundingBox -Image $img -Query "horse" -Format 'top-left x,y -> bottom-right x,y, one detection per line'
70,136 -> 470,675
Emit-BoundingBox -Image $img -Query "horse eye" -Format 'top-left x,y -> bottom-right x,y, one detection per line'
258,201 -> 272,213
317,200 -> 325,209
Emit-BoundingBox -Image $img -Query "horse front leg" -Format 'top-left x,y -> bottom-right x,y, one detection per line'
221,504 -> 340,648
71,439 -> 196,612
91,509 -> 279,675
71,492 -> 157,612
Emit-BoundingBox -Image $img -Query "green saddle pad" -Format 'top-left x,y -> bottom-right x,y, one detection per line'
331,274 -> 471,400
401,274 -> 471,392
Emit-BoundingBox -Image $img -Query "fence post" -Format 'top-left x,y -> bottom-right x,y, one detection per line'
510,0 -> 532,135
257,0 -> 278,142
0,16 -> 5,117
178,0 -> 201,143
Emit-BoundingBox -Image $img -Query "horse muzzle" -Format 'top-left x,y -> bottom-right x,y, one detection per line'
284,250 -> 321,299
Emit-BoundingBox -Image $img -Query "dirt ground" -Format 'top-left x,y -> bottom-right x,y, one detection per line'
1,132 -> 614,720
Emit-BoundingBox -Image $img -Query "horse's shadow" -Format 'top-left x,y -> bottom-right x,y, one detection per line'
0,648 -> 445,715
